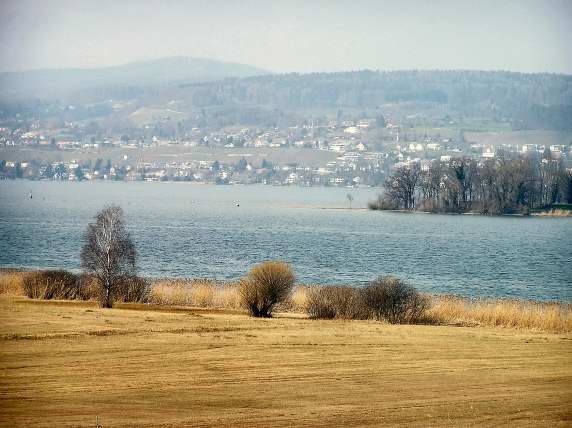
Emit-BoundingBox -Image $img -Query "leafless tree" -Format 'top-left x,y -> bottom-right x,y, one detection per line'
346,193 -> 354,209
447,159 -> 474,212
562,169 -> 572,204
384,164 -> 421,210
80,205 -> 137,308
420,161 -> 444,212
380,153 -> 570,216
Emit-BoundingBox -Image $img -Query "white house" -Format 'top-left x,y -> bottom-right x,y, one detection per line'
482,148 -> 495,158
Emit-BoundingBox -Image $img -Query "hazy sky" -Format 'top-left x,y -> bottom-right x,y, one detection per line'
1,0 -> 571,74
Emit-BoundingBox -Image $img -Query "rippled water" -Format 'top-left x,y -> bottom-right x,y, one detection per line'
1,180 -> 571,301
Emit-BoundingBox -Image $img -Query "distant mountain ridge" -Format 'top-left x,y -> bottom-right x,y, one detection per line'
0,57 -> 270,99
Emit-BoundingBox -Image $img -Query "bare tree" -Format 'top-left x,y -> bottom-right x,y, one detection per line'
384,164 -> 420,210
420,161 -> 444,212
80,205 -> 137,308
563,169 -> 572,204
379,152 -> 571,216
447,159 -> 474,212
346,193 -> 354,209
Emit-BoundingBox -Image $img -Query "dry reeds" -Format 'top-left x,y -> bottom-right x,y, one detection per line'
6,268 -> 570,333
0,270 -> 25,295
148,278 -> 572,333
148,279 -> 241,309
532,209 -> 572,217
427,296 -> 572,333
278,285 -> 309,313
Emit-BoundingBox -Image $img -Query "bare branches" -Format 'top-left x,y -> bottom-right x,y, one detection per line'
377,155 -> 570,215
239,261 -> 295,317
383,164 -> 421,210
80,205 -> 137,308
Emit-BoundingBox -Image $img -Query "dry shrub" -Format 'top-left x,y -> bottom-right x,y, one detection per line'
22,270 -> 80,300
360,276 -> 429,323
306,285 -> 368,319
368,196 -> 397,210
114,276 -> 150,303
239,261 -> 295,317
0,270 -> 25,295
77,274 -> 101,301
74,274 -> 149,304
306,286 -> 336,319
428,296 -> 572,333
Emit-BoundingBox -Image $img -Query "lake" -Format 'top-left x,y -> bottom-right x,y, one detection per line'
1,180 -> 571,301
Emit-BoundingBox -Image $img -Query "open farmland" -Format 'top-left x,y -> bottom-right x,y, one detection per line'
0,296 -> 570,427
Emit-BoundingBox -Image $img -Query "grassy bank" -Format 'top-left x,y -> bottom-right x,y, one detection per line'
1,270 -> 570,333
0,295 -> 570,426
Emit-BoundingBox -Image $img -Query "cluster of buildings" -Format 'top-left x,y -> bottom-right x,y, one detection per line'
2,119 -> 571,185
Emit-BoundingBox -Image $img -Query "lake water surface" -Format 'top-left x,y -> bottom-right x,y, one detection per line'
1,180 -> 571,301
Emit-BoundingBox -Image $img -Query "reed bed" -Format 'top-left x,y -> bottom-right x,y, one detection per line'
148,279 -> 310,312
426,296 -> 572,333
148,279 -> 242,309
0,270 -> 25,295
3,270 -> 570,333
532,209 -> 572,217
286,285 -> 310,313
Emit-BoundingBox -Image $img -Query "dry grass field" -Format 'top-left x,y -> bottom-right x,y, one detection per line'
1,295 -> 571,427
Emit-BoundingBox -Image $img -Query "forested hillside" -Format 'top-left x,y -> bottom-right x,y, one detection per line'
1,67 -> 571,131
177,70 -> 572,129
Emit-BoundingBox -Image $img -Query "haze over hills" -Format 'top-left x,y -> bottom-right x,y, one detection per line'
0,57 -> 270,100
0,56 -> 571,132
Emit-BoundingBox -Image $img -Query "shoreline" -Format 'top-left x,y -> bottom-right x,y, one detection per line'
369,207 -> 572,218
2,270 -> 570,335
2,267 -> 570,305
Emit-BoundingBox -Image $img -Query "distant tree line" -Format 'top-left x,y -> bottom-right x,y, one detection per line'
176,70 -> 572,130
372,152 -> 572,215
2,70 -> 571,131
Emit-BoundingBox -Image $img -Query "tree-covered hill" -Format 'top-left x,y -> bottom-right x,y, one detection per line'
1,64 -> 571,130
176,70 -> 572,129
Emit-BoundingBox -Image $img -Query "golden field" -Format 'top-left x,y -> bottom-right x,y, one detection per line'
0,294 -> 571,427
1,269 -> 571,426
